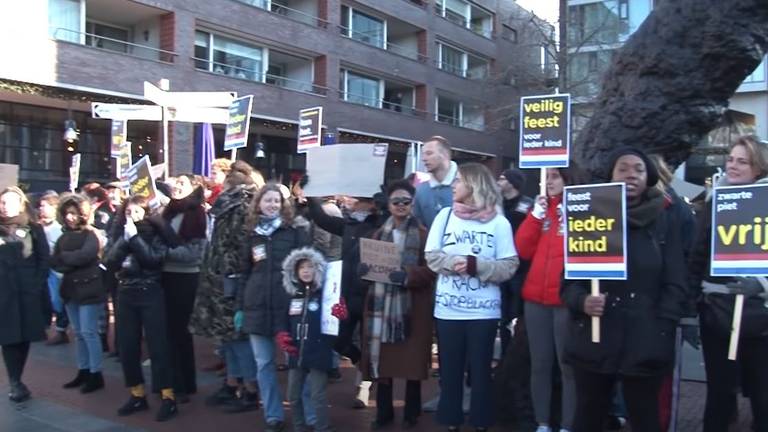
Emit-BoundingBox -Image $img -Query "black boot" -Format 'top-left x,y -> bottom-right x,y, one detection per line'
80,372 -> 105,393
117,395 -> 149,416
205,384 -> 238,406
63,369 -> 89,389
222,389 -> 260,413
8,381 -> 30,403
155,398 -> 178,422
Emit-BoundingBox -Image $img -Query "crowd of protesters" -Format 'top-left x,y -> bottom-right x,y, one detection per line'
0,134 -> 767,432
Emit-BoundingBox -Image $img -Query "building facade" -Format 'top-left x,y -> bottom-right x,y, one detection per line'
566,0 -> 768,183
0,0 -> 548,190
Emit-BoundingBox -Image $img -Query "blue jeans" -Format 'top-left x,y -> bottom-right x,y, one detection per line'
224,339 -> 257,383
250,334 -> 285,423
65,302 -> 104,373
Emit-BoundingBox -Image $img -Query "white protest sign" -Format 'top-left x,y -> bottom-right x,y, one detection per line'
0,164 -> 19,190
92,103 -> 229,123
321,260 -> 343,336
69,154 -> 81,193
304,143 -> 389,198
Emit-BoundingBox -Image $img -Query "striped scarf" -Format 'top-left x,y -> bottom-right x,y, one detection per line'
367,216 -> 420,378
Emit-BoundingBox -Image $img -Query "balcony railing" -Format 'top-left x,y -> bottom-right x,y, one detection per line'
339,91 -> 427,117
193,58 -> 328,96
436,61 -> 490,80
233,0 -> 331,28
51,27 -> 178,63
433,4 -> 493,39
435,113 -> 485,131
338,25 -> 425,62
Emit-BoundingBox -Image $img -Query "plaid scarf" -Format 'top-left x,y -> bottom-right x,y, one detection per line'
367,215 -> 420,378
254,216 -> 282,236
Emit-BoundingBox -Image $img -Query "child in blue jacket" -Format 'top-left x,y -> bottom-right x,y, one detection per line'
277,247 -> 346,432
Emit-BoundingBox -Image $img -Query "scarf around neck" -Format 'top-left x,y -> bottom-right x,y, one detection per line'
255,216 -> 282,236
627,187 -> 665,228
163,188 -> 207,242
452,201 -> 497,223
366,215 -> 420,379
0,213 -> 29,234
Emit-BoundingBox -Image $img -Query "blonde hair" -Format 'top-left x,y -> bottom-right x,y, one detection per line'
211,158 -> 232,174
0,186 -> 31,218
457,163 -> 500,209
650,154 -> 674,189
730,135 -> 768,179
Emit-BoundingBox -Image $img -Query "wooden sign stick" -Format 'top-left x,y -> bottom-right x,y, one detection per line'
230,148 -> 237,162
540,167 -> 547,197
591,279 -> 601,343
728,293 -> 745,360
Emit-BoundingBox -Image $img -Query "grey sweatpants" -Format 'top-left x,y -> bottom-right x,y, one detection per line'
288,368 -> 331,432
524,301 -> 576,430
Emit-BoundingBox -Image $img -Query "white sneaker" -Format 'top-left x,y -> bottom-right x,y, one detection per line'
535,426 -> 552,432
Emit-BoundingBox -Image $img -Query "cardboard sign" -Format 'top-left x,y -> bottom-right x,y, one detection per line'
69,154 -> 81,193
321,260 -> 343,335
110,120 -> 126,158
564,182 -> 627,279
359,238 -> 402,284
298,107 -> 323,153
117,141 -> 133,179
0,164 -> 19,190
710,183 -> 768,276
303,143 -> 388,198
123,155 -> 159,207
519,93 -> 571,168
224,95 -> 254,151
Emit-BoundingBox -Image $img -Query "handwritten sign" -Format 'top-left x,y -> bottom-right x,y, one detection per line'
360,238 -> 402,284
321,260 -> 342,335
519,93 -> 571,168
123,155 -> 159,208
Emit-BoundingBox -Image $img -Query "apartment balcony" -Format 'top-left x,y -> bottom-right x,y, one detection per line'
193,33 -> 323,96
435,40 -> 490,79
434,0 -> 494,39
232,0 -> 328,28
339,68 -> 425,117
48,0 -> 176,63
339,4 -> 427,62
436,93 -> 485,131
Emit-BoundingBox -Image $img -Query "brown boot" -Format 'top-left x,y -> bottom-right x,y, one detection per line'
47,331 -> 69,345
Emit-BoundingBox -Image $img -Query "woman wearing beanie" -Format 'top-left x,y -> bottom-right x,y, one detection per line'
160,174 -> 208,399
515,166 -> 583,432
561,147 -> 688,432
0,187 -> 50,403
51,194 -> 106,393
425,162 -> 519,432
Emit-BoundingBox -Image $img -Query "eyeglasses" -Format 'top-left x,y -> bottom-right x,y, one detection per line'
390,198 -> 412,206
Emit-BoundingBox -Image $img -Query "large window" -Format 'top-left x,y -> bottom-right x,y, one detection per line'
85,21 -> 129,53
435,95 -> 484,130
195,31 -> 265,82
437,42 -> 488,79
743,58 -> 767,84
48,0 -> 83,43
435,0 -> 493,38
568,1 -> 621,46
341,6 -> 386,48
341,69 -> 383,108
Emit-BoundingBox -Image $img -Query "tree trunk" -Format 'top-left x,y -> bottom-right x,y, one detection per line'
573,0 -> 768,179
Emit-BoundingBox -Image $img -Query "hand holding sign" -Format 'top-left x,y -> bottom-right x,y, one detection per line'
583,294 -> 606,317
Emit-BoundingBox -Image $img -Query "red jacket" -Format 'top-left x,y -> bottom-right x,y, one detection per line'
515,195 -> 564,306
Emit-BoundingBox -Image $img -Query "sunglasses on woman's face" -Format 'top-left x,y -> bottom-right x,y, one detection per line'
390,198 -> 412,206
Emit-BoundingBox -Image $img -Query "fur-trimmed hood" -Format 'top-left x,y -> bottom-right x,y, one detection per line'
282,247 -> 327,296
57,193 -> 92,228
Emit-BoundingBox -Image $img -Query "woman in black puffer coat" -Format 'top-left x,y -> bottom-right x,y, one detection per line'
51,194 -> 106,394
236,183 -> 309,432
0,186 -> 50,403
561,148 -> 688,432
103,195 -> 181,422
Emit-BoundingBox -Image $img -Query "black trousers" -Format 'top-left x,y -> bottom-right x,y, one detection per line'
376,379 -> 421,422
118,287 -> 172,390
161,272 -> 199,394
436,319 -> 497,428
1,342 -> 30,384
333,307 -> 362,364
701,317 -> 768,432
572,368 -> 663,432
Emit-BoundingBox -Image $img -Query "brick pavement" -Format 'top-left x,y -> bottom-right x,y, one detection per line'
0,333 -> 755,432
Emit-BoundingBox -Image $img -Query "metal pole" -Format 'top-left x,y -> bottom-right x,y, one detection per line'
162,108 -> 169,179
